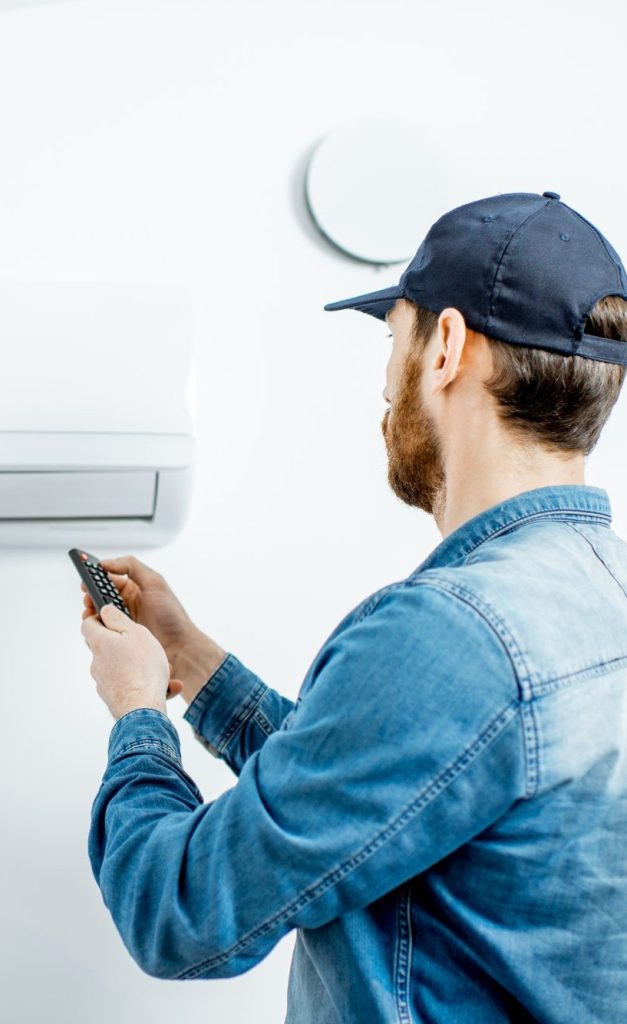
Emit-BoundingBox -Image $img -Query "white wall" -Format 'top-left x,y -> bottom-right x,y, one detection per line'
1,0 -> 626,1020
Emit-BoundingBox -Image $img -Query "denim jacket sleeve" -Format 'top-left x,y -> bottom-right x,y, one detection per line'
182,652 -> 296,774
88,581 -> 526,981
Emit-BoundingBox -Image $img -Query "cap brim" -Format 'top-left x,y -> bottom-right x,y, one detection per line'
323,284 -> 402,322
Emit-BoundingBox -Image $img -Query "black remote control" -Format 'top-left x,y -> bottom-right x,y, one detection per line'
68,548 -> 133,619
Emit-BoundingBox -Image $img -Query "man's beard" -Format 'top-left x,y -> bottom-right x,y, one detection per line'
380,345 -> 445,515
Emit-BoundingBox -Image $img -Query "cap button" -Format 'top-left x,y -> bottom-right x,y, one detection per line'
542,191 -> 561,200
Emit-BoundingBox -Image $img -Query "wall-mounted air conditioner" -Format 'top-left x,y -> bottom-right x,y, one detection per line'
0,282 -> 196,547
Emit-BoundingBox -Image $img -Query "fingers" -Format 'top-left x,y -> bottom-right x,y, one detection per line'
99,555 -> 159,585
81,613 -> 104,646
104,572 -> 128,587
166,679 -> 184,700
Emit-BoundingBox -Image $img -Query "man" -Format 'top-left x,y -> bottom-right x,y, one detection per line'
82,190 -> 627,1022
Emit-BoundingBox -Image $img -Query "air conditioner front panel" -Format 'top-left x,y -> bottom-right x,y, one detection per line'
0,282 -> 194,435
0,470 -> 157,520
0,282 -> 197,547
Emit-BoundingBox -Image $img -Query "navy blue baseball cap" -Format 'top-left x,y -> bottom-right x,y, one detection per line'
324,190 -> 627,366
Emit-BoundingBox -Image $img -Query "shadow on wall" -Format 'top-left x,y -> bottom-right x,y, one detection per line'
0,923 -> 147,1023
290,140 -> 347,264
290,138 -> 400,272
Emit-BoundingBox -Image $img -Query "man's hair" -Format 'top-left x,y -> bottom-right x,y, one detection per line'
410,295 -> 627,457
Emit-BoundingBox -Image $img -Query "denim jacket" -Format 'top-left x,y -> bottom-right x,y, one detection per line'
88,484 -> 627,1023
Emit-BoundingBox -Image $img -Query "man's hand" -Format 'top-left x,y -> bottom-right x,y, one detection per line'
80,555 -> 228,706
81,604 -> 184,721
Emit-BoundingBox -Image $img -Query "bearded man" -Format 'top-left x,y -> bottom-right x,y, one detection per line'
82,190 -> 627,1024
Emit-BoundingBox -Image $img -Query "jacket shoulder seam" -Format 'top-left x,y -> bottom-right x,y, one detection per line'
362,576 -> 528,693
361,577 -> 539,799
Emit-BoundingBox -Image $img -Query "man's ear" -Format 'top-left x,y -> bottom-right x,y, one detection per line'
431,308 -> 467,391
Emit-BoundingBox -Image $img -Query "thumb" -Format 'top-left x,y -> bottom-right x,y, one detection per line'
166,679 -> 184,700
100,603 -> 131,633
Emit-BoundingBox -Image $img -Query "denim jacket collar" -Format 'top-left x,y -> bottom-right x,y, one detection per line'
410,483 -> 612,577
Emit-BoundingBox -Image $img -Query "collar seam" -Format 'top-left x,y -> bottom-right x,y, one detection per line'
461,507 -> 611,563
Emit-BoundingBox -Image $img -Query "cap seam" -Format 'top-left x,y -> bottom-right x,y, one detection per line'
485,199 -> 550,334
568,208 -> 623,289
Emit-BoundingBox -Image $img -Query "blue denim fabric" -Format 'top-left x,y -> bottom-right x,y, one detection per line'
88,484 -> 627,1023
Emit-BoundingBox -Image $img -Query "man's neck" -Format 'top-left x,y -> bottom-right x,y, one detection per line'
434,453 -> 586,541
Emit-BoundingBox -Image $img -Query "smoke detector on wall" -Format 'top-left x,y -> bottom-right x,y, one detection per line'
304,117 -> 450,266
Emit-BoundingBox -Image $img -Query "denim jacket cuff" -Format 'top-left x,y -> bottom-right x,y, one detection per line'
108,707 -> 182,765
182,652 -> 268,758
